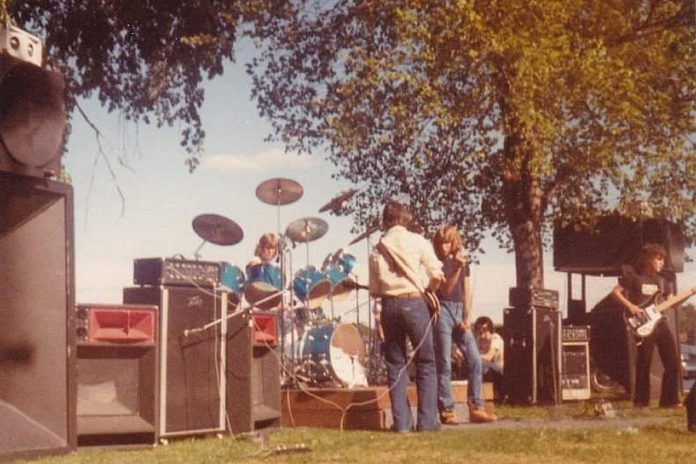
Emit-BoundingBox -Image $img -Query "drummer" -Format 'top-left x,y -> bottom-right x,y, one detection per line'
246,232 -> 280,272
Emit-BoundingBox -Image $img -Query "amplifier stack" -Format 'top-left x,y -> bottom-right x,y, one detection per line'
503,287 -> 562,404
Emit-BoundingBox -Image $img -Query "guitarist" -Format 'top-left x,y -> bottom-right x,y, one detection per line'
611,243 -> 681,409
369,200 -> 444,432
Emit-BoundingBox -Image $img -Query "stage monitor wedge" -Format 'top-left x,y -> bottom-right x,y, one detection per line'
0,171 -> 76,461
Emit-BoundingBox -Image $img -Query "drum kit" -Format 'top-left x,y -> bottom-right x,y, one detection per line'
191,177 -> 379,388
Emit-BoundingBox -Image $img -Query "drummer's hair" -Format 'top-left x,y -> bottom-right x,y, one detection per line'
432,225 -> 462,260
255,233 -> 279,258
382,200 -> 411,229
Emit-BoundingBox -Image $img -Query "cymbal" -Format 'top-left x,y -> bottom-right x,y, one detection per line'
192,214 -> 243,246
285,217 -> 328,243
348,225 -> 380,245
318,189 -> 358,213
255,178 -> 304,206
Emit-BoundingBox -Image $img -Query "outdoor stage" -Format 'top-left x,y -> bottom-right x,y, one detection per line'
281,381 -> 494,430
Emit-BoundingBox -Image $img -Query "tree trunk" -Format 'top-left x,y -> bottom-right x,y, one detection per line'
511,219 -> 544,289
501,134 -> 545,289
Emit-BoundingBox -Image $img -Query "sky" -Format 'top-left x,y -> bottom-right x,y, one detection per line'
63,44 -> 696,327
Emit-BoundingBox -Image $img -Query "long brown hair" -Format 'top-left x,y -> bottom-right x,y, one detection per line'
432,225 -> 462,260
634,243 -> 666,274
254,233 -> 279,259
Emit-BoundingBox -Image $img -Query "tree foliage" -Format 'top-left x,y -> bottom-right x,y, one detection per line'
9,0 -> 244,171
244,0 -> 695,286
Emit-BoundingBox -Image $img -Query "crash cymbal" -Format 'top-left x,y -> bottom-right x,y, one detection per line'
348,225 -> 380,245
255,178 -> 304,206
285,217 -> 328,243
192,214 -> 244,246
318,189 -> 358,213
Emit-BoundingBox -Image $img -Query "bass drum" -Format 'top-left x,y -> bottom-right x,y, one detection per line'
245,262 -> 282,309
300,323 -> 368,387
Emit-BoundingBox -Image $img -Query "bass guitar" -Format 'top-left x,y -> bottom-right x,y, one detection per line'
626,286 -> 696,338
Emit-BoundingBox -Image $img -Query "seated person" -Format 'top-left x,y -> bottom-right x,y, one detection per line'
474,316 -> 504,395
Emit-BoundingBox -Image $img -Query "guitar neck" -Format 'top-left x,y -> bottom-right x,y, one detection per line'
654,286 -> 696,313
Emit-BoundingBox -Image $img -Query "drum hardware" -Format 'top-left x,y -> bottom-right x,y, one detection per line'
191,213 -> 244,259
254,179 -> 305,387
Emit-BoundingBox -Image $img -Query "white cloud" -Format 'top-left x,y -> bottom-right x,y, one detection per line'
202,148 -> 323,172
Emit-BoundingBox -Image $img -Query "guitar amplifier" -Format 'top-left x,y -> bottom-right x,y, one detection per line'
562,325 -> 591,343
509,287 -> 559,309
133,257 -> 220,287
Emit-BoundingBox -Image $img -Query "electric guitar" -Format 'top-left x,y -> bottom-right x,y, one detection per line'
626,286 -> 696,338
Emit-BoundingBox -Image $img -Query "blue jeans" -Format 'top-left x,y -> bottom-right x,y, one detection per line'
433,300 -> 483,409
381,296 -> 439,432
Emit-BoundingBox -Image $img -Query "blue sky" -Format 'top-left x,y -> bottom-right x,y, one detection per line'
63,46 -> 696,325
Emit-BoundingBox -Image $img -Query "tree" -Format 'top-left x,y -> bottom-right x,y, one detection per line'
244,0 -> 695,288
7,0 -> 245,171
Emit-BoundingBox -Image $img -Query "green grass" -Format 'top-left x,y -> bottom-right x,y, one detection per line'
14,403 -> 695,464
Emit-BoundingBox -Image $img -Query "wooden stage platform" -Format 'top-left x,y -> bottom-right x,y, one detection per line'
281,381 -> 493,430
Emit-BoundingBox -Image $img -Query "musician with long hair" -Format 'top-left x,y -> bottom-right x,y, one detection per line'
611,243 -> 681,408
432,225 -> 495,424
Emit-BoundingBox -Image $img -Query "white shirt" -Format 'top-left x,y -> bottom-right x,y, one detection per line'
368,225 -> 443,297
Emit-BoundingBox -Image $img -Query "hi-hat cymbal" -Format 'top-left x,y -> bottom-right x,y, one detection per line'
285,217 -> 328,243
348,225 -> 380,245
192,214 -> 244,246
256,178 -> 304,206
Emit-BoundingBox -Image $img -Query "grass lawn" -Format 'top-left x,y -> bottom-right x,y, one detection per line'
13,402 -> 695,464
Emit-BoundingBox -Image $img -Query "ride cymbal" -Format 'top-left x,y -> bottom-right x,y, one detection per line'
285,217 -> 328,243
192,214 -> 244,246
255,178 -> 304,206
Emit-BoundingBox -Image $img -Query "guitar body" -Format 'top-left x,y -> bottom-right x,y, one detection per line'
626,302 -> 663,338
626,286 -> 696,338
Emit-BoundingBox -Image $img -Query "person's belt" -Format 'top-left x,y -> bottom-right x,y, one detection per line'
383,292 -> 421,299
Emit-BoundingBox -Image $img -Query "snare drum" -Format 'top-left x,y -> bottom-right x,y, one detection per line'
245,262 -> 282,309
219,262 -> 245,304
300,323 -> 368,387
292,265 -> 331,309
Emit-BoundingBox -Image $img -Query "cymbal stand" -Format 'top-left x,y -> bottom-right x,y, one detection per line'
193,239 -> 207,260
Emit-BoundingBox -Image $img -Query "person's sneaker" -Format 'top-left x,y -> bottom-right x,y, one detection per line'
469,405 -> 497,423
439,409 -> 459,425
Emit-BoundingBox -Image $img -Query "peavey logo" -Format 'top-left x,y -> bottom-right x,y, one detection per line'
187,295 -> 204,308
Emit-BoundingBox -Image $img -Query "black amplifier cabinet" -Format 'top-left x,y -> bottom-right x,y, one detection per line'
226,312 -> 281,435
1,172 -> 76,462
504,307 -> 562,404
75,304 -> 158,446
133,257 -> 220,287
123,286 -> 227,441
509,287 -> 559,310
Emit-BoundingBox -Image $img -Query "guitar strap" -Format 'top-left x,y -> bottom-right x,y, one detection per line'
375,240 -> 441,319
